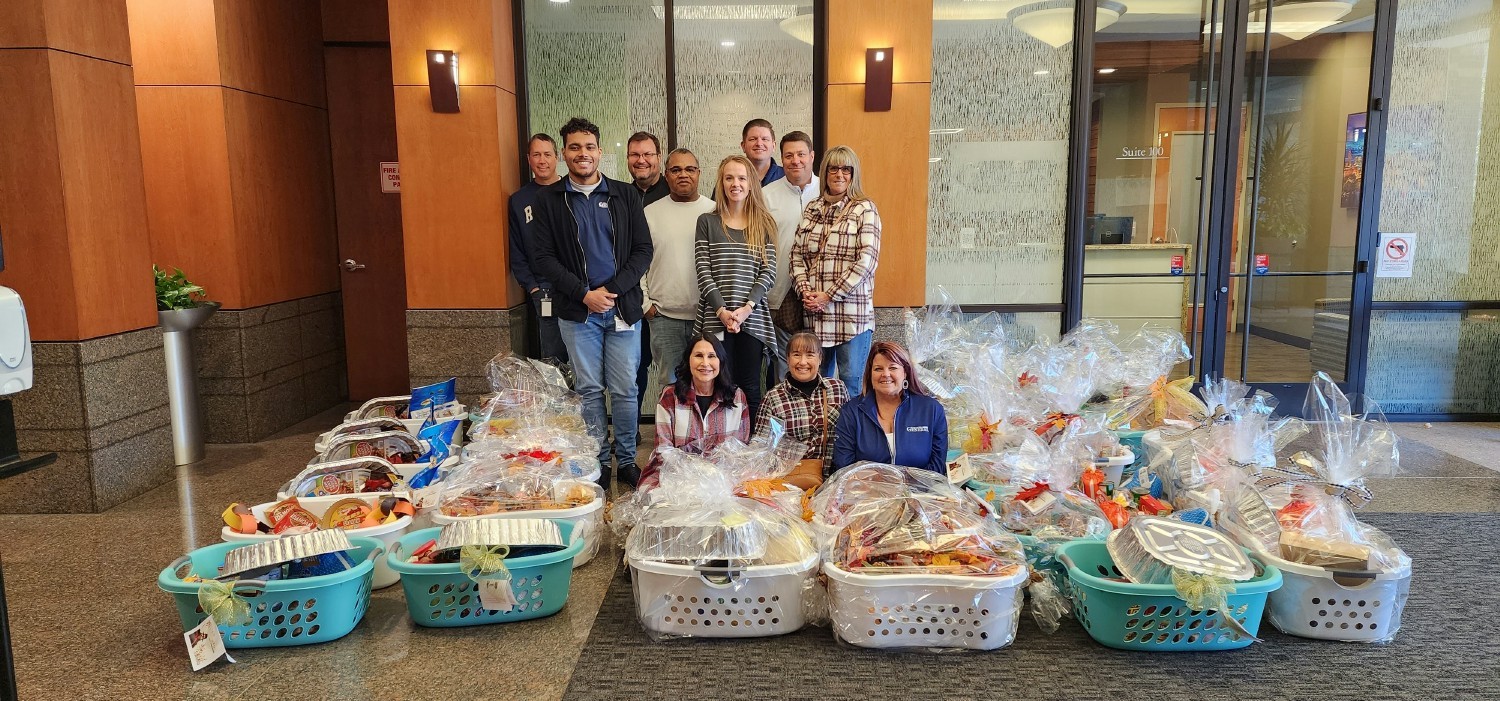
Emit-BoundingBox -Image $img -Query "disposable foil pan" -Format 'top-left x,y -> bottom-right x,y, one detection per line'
1230,488 -> 1282,553
1107,516 -> 1254,584
219,530 -> 354,580
284,456 -> 398,496
435,518 -> 564,553
348,395 -> 411,421
327,417 -> 410,441
320,431 -> 423,463
633,520 -> 768,561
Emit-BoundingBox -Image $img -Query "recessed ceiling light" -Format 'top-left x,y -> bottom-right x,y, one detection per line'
721,40 -> 736,47
1098,67 -> 1117,74
1034,69 -> 1050,75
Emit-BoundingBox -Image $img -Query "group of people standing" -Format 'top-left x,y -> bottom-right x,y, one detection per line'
509,116 -> 949,492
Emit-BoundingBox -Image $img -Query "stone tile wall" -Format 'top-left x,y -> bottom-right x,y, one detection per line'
2,327 -> 173,513
195,292 -> 347,443
407,307 -> 525,406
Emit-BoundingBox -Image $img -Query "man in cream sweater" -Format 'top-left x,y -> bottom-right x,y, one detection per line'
642,148 -> 715,406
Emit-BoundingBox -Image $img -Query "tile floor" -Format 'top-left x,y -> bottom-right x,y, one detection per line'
0,406 -> 1495,700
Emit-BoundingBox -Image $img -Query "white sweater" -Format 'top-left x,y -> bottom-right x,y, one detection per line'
643,195 -> 715,320
762,174 -> 819,308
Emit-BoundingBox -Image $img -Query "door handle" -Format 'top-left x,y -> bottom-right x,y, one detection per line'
342,259 -> 366,272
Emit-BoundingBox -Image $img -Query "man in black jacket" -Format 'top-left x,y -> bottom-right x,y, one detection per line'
530,117 -> 654,489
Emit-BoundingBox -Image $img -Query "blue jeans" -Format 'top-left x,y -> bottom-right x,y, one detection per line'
558,311 -> 642,468
820,329 -> 873,399
648,315 -> 696,394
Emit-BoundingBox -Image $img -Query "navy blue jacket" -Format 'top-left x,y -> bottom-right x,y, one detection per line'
529,175 -> 655,324
506,180 -> 548,292
831,392 -> 949,475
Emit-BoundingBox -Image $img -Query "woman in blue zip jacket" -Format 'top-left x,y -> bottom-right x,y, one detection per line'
831,340 -> 948,475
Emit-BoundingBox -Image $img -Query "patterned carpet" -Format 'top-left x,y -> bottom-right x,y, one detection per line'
563,513 -> 1500,701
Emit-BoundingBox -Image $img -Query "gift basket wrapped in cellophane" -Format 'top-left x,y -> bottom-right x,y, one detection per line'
468,352 -> 587,442
1218,372 -> 1411,643
625,446 -> 822,640
817,463 -> 1032,651
461,423 -> 602,485
430,455 -> 606,567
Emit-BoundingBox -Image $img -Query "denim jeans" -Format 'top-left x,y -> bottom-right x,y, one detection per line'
529,290 -> 568,362
819,329 -> 873,400
558,311 -> 641,469
647,315 -> 696,403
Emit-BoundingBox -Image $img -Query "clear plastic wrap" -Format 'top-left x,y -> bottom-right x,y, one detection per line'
625,447 -> 823,641
1265,486 -> 1410,573
460,424 -> 602,482
435,462 -> 604,518
1295,371 -> 1400,486
808,462 -> 991,548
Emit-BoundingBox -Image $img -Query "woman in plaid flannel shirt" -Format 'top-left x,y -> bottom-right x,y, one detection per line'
639,334 -> 749,490
753,332 -> 849,475
790,145 -> 881,399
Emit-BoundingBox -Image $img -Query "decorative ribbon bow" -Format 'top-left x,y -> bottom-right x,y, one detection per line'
197,580 -> 252,627
1254,453 -> 1374,510
1172,568 -> 1260,642
460,544 -> 511,583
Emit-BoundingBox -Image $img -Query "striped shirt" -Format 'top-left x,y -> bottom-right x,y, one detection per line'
790,195 -> 881,345
641,386 -> 750,489
694,213 -> 778,353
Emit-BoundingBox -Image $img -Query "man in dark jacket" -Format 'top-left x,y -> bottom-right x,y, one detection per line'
530,117 -> 655,489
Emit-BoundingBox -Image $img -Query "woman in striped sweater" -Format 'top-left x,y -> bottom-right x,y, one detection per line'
695,154 -> 778,419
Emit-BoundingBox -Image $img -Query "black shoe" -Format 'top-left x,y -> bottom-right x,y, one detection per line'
618,463 -> 641,489
595,466 -> 613,492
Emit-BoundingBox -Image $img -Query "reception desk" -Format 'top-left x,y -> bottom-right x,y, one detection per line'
1082,243 -> 1191,337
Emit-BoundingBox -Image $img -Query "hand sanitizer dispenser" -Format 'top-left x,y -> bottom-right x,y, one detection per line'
0,287 -> 31,396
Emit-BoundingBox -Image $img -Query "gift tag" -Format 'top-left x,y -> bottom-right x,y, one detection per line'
1021,491 -> 1057,516
184,616 -> 235,671
614,315 -> 633,332
479,578 -> 518,612
946,453 -> 974,485
540,291 -> 553,318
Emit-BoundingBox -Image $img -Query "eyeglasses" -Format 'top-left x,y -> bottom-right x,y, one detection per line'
666,166 -> 700,174
828,165 -> 854,174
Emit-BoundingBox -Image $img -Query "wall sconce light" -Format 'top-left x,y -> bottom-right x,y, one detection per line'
426,50 -> 460,113
865,47 -> 892,112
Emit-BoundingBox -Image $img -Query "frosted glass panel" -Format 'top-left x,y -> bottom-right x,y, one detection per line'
1366,310 -> 1500,413
1375,0 -> 1500,301
927,5 -> 1075,305
524,0 -> 667,181
673,2 -> 813,194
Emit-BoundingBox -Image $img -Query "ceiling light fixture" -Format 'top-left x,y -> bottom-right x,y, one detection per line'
778,11 -> 814,45
721,40 -> 736,47
1098,67 -> 1117,74
1009,0 -> 1126,48
1034,69 -> 1050,75
1250,0 -> 1356,40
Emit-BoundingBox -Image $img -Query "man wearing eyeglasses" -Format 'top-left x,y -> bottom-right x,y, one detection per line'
626,131 -> 669,207
640,148 -> 715,451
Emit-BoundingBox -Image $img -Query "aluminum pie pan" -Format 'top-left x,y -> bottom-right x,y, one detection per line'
1230,487 -> 1283,552
319,431 -> 424,462
632,520 -> 768,561
348,396 -> 412,421
1107,516 -> 1255,584
435,518 -> 564,553
218,529 -> 355,580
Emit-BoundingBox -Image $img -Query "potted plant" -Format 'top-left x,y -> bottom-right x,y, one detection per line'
155,265 -> 219,332
154,266 -> 217,465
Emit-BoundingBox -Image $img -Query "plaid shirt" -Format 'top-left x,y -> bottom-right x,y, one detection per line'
752,377 -> 849,469
790,195 -> 881,344
641,386 -> 750,488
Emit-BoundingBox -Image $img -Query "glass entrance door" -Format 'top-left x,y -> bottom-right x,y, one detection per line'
1081,0 -> 1382,411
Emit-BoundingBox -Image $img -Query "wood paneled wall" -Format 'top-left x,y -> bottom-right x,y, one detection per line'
825,0 -> 931,307
0,2 -> 156,341
390,0 -> 522,310
321,0 -> 390,43
128,0 -> 338,310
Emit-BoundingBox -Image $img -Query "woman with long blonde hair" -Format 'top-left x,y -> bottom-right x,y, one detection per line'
695,154 -> 779,418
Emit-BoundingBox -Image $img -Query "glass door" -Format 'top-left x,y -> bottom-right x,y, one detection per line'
1225,0 -> 1380,408
1081,0 -> 1382,411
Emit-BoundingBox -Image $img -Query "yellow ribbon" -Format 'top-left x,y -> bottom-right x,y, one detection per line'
460,544 -> 511,583
1171,568 -> 1235,612
197,580 -> 251,627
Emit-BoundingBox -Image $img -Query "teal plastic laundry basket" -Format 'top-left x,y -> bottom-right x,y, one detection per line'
1056,539 -> 1282,651
387,520 -> 585,628
157,536 -> 382,648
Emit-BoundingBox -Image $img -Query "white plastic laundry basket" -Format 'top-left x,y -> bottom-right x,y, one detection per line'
823,563 -> 1027,650
1262,552 -> 1411,642
630,553 -> 818,638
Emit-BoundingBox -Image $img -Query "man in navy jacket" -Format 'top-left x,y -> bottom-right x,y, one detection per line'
529,117 -> 655,489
